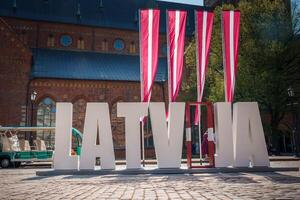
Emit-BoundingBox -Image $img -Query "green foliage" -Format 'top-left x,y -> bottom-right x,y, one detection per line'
183,0 -> 300,139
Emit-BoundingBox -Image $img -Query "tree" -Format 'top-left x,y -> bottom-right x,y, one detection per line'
182,0 -> 300,152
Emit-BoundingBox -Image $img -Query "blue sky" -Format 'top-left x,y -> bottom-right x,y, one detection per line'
156,0 -> 204,6
291,0 -> 300,34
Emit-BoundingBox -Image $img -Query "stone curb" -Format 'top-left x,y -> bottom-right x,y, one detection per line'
36,167 -> 299,176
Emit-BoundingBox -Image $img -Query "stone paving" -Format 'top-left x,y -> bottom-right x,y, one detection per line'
0,168 -> 300,199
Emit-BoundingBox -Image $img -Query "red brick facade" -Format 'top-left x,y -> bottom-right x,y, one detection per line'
0,16 -> 169,158
0,18 -> 32,127
30,79 -> 167,149
2,17 -> 167,56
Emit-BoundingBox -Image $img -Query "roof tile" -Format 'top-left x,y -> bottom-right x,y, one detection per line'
31,48 -> 167,82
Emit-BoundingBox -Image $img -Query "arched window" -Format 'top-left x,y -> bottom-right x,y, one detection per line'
77,37 -> 85,49
111,100 -> 125,149
129,41 -> 136,53
36,97 -> 56,149
47,34 -> 55,47
102,39 -> 108,51
73,98 -> 87,133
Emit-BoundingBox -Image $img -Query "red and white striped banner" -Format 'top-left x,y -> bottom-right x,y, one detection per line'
196,10 -> 214,103
140,9 -> 160,103
167,10 -> 187,102
222,10 -> 240,102
194,10 -> 214,124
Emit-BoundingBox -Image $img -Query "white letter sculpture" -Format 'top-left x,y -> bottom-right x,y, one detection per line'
117,103 -> 148,169
80,103 -> 115,170
54,103 -> 79,170
149,102 -> 185,168
233,102 -> 270,167
214,102 -> 234,167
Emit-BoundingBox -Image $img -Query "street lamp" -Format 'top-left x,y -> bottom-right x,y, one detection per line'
31,91 -> 37,102
288,87 -> 295,97
30,91 -> 37,144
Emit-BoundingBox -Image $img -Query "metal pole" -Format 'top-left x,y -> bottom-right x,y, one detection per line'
142,119 -> 145,167
293,129 -> 296,155
144,115 -> 149,167
198,105 -> 202,160
30,101 -> 33,144
293,108 -> 298,156
291,102 -> 296,156
295,109 -> 300,157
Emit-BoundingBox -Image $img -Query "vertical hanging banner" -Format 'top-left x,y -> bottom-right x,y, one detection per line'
140,9 -> 160,103
167,10 -> 187,102
194,10 -> 214,124
222,10 -> 240,102
139,9 -> 160,165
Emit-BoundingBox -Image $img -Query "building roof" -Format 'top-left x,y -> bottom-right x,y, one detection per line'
0,0 -> 205,34
31,48 -> 167,82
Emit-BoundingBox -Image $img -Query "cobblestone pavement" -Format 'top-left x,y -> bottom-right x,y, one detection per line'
0,169 -> 300,200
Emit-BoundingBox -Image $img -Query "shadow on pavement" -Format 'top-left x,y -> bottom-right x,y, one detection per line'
257,172 -> 300,184
215,175 -> 258,184
22,176 -> 50,181
20,170 -> 300,184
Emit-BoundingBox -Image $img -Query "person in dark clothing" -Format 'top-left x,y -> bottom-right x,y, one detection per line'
201,131 -> 208,157
192,143 -> 196,155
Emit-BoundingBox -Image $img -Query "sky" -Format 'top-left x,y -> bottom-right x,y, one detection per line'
291,0 -> 300,34
156,0 -> 204,6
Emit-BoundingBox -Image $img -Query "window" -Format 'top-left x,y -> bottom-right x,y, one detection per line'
129,41 -> 136,53
60,34 -> 72,47
102,39 -> 108,51
77,37 -> 85,49
36,98 -> 56,149
73,98 -> 86,133
47,34 -> 55,47
113,39 -> 125,51
111,100 -> 125,149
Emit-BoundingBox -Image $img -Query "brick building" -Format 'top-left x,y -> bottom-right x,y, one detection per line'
0,0 -> 204,158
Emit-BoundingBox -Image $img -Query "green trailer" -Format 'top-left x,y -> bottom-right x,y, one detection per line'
0,127 -> 82,168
